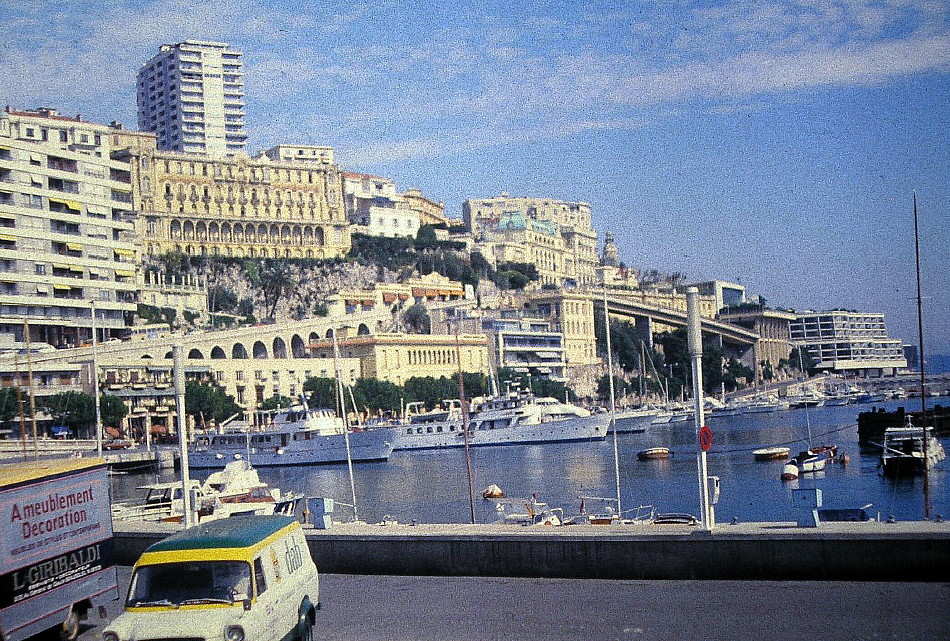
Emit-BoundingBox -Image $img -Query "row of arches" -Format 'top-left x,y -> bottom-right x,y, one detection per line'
168,220 -> 329,246
152,324 -> 374,361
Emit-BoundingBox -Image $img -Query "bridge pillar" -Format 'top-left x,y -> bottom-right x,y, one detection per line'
633,315 -> 653,349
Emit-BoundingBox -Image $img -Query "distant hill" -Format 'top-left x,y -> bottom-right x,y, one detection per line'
927,354 -> 950,374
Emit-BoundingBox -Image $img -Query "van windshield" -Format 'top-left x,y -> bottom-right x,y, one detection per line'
127,561 -> 252,607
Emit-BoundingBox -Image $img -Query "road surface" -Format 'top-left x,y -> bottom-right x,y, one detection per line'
73,567 -> 949,641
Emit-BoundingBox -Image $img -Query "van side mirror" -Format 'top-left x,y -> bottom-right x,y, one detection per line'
243,599 -> 252,611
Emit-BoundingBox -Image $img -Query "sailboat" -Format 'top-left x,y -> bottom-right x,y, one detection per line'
781,351 -> 835,481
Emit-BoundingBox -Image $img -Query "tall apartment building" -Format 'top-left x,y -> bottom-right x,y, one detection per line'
463,193 -> 599,287
137,40 -> 247,157
111,131 -> 349,259
790,310 -> 907,376
0,108 -> 140,347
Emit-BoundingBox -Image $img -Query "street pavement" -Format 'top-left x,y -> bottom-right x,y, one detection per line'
74,567 -> 949,641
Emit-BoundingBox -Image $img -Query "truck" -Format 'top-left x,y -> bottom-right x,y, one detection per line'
0,458 -> 118,641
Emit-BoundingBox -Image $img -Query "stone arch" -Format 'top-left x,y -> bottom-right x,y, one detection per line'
196,221 -> 207,241
308,331 -> 320,345
315,227 -> 325,246
170,219 -> 182,240
291,334 -> 307,358
188,348 -> 204,359
140,353 -> 153,359
253,341 -> 268,359
210,346 -> 226,359
232,343 -> 248,359
357,323 -> 370,336
164,351 -> 173,359
183,220 -> 194,241
273,337 -> 287,359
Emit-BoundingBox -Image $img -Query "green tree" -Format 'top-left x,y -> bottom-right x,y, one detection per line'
0,387 -> 18,426
100,394 -> 129,430
259,259 -> 296,321
352,378 -> 403,414
185,381 -> 242,429
303,377 -> 338,410
596,375 -> 631,403
208,285 -> 238,313
41,391 -> 94,437
403,303 -> 431,334
415,225 -> 438,249
260,394 -> 293,411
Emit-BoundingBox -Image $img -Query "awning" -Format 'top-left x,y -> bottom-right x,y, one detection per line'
30,154 -> 43,163
382,293 -> 396,303
114,248 -> 135,257
48,198 -> 69,208
52,262 -> 70,269
53,283 -> 70,290
69,265 -> 84,273
65,242 -> 83,251
0,233 -> 16,242
115,268 -> 135,277
64,200 -> 83,211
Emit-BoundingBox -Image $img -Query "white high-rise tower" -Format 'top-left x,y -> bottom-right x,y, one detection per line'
136,40 -> 247,156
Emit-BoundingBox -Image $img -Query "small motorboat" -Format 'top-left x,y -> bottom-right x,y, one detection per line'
753,446 -> 791,460
637,447 -> 670,461
780,453 -> 826,481
481,483 -> 506,499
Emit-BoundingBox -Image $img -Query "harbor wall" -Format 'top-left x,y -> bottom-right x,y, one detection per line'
112,521 -> 950,581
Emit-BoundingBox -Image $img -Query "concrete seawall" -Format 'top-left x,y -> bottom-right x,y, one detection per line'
113,520 -> 950,581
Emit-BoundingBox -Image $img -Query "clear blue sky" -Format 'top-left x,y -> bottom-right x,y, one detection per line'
2,0 -> 948,354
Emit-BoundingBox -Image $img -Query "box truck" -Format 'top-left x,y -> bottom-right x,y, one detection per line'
1,458 -> 118,640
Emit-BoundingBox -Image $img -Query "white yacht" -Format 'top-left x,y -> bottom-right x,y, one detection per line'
189,405 -> 397,467
391,393 -> 608,450
881,419 -> 946,476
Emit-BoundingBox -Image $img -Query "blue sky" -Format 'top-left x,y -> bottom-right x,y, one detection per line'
2,0 -> 948,354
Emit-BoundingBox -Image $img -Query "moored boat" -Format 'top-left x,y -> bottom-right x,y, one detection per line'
880,418 -> 946,476
189,404 -> 397,468
752,446 -> 790,460
391,393 -> 607,450
637,447 -> 670,461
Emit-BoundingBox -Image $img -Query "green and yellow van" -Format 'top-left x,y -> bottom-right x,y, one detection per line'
103,515 -> 319,641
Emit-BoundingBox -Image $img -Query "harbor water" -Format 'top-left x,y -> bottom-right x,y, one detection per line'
110,399 -> 950,525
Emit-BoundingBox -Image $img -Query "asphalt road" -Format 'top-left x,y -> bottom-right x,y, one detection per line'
73,567 -> 950,641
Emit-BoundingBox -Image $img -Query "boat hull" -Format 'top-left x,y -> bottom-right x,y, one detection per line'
392,414 -> 608,450
189,427 -> 397,468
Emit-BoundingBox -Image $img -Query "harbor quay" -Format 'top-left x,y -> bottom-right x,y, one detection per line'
111,519 -> 950,582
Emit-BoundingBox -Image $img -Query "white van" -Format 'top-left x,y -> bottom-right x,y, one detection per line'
103,515 -> 319,641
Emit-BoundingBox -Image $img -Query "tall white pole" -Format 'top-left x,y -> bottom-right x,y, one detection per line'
173,343 -> 194,528
603,286 -> 621,516
687,287 -> 712,530
91,301 -> 103,457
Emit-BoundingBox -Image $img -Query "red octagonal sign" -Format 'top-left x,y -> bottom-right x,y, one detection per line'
699,425 -> 713,451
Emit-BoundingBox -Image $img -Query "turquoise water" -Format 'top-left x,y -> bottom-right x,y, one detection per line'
111,399 -> 950,525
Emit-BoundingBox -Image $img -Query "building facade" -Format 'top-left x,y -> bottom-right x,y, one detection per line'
485,316 -> 567,382
790,310 -> 907,376
0,108 -> 140,346
111,132 -> 349,259
137,40 -> 247,157
464,193 -> 599,287
262,144 -> 334,166
342,172 -> 420,239
717,306 -> 796,381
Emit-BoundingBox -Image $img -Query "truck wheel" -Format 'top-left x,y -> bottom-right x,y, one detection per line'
60,608 -> 80,641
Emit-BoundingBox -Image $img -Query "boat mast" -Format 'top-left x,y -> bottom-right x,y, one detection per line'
798,348 -> 814,450
454,324 -> 476,523
332,330 -> 359,522
913,192 -> 931,518
603,286 -> 621,516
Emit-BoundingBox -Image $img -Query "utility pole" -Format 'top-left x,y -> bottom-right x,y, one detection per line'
687,288 -> 713,530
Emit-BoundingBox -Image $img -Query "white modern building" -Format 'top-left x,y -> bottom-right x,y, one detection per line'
0,108 -> 140,347
137,40 -> 247,156
342,172 -> 420,238
790,310 -> 907,377
261,144 -> 334,165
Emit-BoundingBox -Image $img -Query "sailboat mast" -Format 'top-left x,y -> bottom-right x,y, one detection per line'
603,286 -> 621,515
913,192 -> 931,519
332,331 -> 359,522
454,327 -> 476,524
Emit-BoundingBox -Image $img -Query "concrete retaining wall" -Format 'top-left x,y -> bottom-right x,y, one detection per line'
113,521 -> 950,581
